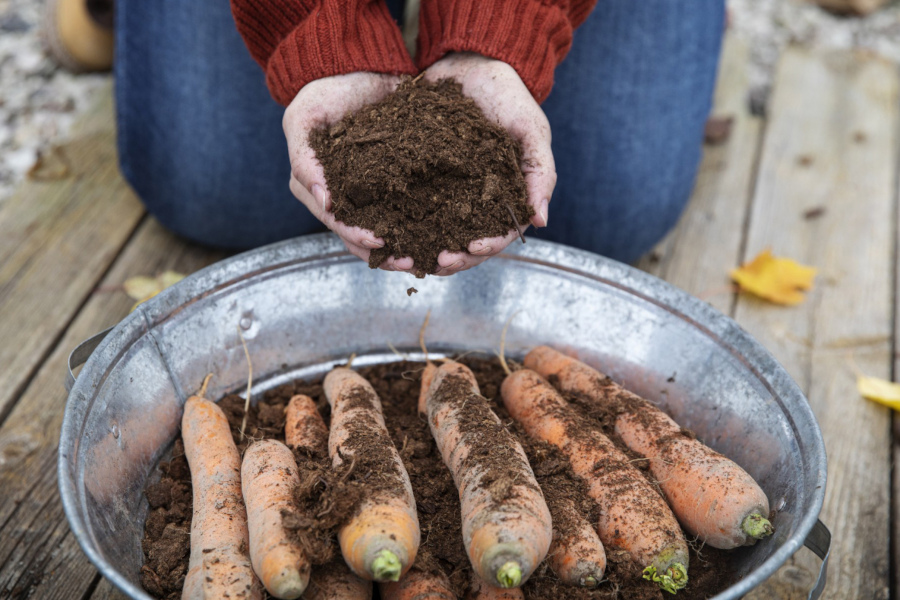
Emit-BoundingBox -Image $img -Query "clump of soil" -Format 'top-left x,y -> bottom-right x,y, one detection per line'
310,78 -> 532,277
140,358 -> 736,600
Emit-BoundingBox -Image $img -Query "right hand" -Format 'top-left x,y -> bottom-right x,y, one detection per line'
283,72 -> 416,272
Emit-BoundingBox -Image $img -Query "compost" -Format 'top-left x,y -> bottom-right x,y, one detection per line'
310,79 -> 532,277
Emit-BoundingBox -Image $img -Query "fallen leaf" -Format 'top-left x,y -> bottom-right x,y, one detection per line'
704,115 -> 734,145
858,376 -> 900,410
123,271 -> 186,309
730,250 -> 816,305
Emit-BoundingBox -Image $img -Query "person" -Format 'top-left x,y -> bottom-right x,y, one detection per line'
115,0 -> 725,274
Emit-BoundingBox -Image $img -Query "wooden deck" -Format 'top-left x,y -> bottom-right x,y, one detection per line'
0,34 -> 897,600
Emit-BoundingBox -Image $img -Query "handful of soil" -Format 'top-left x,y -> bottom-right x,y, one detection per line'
310,78 -> 533,277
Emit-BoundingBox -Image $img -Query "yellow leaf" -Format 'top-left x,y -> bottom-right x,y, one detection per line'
858,375 -> 900,411
729,249 -> 816,305
123,271 -> 186,309
157,270 -> 185,289
123,276 -> 160,301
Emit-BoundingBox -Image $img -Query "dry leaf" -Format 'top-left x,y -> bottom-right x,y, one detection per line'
123,271 -> 186,309
858,376 -> 900,411
730,250 -> 816,305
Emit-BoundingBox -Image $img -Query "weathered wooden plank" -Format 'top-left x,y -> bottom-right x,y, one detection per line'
0,85 -> 145,423
0,218 -> 223,599
89,578 -> 129,600
736,49 -> 897,600
638,34 -> 762,314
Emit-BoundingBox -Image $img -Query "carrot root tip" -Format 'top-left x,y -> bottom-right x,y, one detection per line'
371,549 -> 403,582
269,569 -> 307,600
496,561 -> 523,588
742,513 -> 775,541
642,563 -> 688,594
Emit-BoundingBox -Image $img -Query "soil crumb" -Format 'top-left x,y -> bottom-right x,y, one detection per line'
310,78 -> 532,277
141,358 -> 737,600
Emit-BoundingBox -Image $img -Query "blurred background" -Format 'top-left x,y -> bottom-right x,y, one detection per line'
1,0 -> 899,206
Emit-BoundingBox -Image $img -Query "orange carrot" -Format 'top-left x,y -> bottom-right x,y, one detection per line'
423,361 -> 552,588
380,568 -> 456,600
182,386 -> 262,600
242,439 -> 309,599
324,367 -> 421,582
501,369 -> 688,594
466,573 -> 524,600
525,346 -> 774,549
285,394 -> 328,455
304,560 -> 373,600
546,498 -> 606,588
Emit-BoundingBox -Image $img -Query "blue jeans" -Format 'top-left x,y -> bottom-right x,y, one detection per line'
116,1 -> 724,264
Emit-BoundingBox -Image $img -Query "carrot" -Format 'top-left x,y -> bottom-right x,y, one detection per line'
546,497 -> 606,588
181,379 -> 262,600
500,369 -> 689,594
285,393 -> 329,455
525,346 -> 774,549
242,439 -> 309,599
304,560 -> 373,600
466,573 -> 525,600
380,568 -> 456,600
324,367 -> 421,582
423,361 -> 552,588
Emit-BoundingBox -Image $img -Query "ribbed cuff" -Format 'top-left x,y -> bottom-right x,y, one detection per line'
259,1 -> 417,106
416,0 -> 576,103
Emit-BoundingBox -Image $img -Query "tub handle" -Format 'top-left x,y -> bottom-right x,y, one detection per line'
804,519 -> 831,600
65,327 -> 113,392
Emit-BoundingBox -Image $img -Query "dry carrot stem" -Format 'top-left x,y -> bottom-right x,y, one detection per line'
500,369 -> 689,594
324,367 -> 421,581
423,362 -> 552,588
182,381 -> 261,600
525,346 -> 774,549
242,440 -> 309,599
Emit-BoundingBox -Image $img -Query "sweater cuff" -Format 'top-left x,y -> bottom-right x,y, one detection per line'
263,1 -> 417,106
416,0 -> 576,103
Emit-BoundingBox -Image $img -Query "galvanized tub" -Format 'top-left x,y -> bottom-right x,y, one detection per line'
59,234 -> 829,600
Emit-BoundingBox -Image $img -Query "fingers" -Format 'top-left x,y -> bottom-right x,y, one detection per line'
503,110 -> 555,229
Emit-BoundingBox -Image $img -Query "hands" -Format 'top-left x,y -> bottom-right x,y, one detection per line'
283,72 -> 416,272
284,55 -> 556,276
423,53 -> 556,275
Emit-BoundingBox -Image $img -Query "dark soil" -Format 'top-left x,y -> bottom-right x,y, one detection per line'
310,78 -> 532,277
140,358 -> 736,600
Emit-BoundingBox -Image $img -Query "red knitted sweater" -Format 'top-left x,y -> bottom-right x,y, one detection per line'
230,0 -> 596,106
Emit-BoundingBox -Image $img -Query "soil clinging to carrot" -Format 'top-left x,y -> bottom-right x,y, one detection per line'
310,78 -> 532,277
141,358 -> 736,600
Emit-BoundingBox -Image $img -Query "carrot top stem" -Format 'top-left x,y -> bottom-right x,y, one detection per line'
642,563 -> 688,594
372,549 -> 402,582
742,513 -> 774,540
496,561 -> 522,589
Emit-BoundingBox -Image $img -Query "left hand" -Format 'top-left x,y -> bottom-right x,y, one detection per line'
423,52 -> 556,275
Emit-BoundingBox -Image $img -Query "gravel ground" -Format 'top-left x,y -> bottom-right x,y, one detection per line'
0,0 -> 898,206
729,0 -> 900,112
0,0 -> 110,204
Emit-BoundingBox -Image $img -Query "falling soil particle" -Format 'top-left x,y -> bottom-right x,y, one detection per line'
803,206 -> 826,220
310,78 -> 532,277
141,358 -> 736,600
408,287 -> 418,296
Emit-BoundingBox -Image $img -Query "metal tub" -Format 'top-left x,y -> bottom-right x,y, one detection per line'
58,234 -> 829,599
